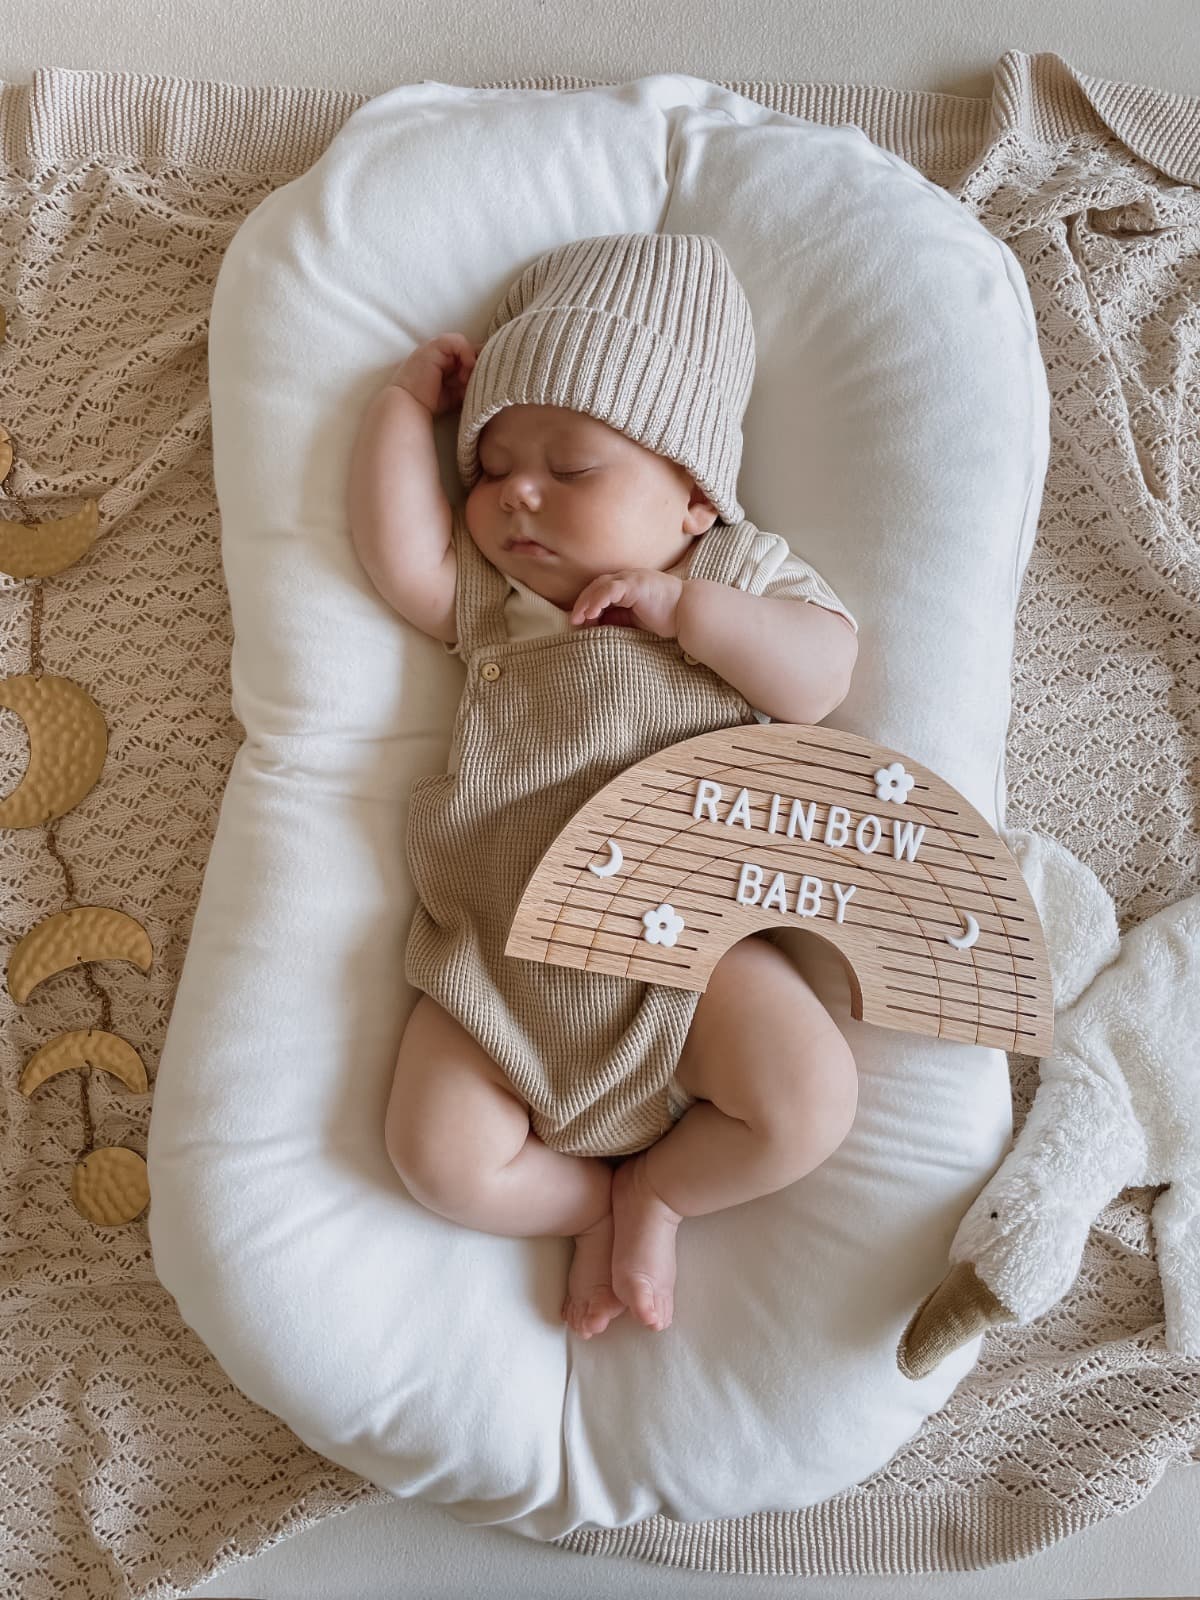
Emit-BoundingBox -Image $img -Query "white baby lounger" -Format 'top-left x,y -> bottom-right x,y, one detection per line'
146,75 -> 1049,1535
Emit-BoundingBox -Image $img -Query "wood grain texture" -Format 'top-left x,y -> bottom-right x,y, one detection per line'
506,724 -> 1053,1053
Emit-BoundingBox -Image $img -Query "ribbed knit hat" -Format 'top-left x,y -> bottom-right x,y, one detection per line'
456,232 -> 755,524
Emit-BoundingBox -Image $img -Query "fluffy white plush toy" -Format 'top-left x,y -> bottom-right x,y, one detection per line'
899,827 -> 1200,1377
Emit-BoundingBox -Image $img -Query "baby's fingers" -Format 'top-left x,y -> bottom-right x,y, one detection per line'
431,333 -> 478,381
570,577 -> 616,623
431,330 -> 475,359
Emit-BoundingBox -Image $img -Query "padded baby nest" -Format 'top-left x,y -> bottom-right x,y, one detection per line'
146,75 -> 1049,1536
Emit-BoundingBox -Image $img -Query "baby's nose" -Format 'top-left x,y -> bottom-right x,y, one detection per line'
501,473 -> 541,509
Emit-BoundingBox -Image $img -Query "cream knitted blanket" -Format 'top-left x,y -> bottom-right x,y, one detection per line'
1,49 -> 1197,1598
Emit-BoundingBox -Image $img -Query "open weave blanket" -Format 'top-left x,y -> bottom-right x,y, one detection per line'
1,48 -> 1197,1599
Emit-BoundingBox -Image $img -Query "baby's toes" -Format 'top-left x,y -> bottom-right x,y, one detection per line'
562,1287 -> 624,1338
614,1269 -> 672,1332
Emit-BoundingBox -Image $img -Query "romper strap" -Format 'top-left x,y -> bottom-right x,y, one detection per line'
449,503 -> 510,654
687,517 -> 767,589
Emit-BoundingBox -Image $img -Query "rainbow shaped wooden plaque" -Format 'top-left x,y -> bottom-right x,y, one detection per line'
505,724 -> 1054,1054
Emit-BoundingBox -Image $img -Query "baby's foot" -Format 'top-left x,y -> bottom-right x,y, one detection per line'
610,1153 -> 683,1331
562,1208 -> 626,1339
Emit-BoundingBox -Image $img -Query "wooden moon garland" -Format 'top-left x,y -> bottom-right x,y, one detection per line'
0,497 -> 100,579
0,673 -> 108,827
2,304 -> 149,1226
506,724 -> 1053,1055
7,906 -> 154,1227
6,905 -> 153,1004
18,1029 -> 149,1096
71,1145 -> 150,1228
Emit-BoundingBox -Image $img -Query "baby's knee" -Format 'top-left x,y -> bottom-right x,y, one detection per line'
389,1130 -> 494,1220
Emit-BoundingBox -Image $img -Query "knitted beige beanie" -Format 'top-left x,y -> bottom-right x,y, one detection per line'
456,232 -> 755,524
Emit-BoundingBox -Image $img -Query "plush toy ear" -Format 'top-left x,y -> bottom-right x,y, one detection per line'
897,1261 -> 1019,1379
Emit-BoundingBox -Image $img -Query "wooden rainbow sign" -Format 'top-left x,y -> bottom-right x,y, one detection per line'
505,724 -> 1054,1054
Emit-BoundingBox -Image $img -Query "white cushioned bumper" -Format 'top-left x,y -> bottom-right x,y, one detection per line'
147,75 -> 1049,1537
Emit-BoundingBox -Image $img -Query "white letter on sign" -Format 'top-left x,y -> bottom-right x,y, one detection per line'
824,806 -> 850,848
796,875 -> 823,916
762,872 -> 790,913
726,786 -> 754,830
736,862 -> 763,905
892,819 -> 927,861
855,814 -> 882,854
693,779 -> 722,822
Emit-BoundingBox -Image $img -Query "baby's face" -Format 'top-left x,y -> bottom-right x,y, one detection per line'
465,405 -> 718,611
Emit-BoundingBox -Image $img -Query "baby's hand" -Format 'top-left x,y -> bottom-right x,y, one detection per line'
571,570 -> 685,639
386,333 -> 480,417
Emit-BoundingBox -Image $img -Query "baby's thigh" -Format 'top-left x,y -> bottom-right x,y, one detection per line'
384,994 -> 530,1200
674,933 -> 857,1135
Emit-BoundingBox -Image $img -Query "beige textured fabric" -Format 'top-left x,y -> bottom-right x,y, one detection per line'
0,48 -> 1197,1598
403,510 -> 852,1157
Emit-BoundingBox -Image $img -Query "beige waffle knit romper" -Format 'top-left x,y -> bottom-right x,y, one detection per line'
403,506 -> 857,1160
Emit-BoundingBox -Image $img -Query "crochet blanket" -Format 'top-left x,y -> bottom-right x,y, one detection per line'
1,48 -> 1197,1599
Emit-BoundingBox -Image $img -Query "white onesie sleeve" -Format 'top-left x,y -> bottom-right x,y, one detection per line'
733,528 -> 858,635
725,527 -> 858,724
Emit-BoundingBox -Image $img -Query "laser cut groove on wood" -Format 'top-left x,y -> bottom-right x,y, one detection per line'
505,724 -> 1054,1053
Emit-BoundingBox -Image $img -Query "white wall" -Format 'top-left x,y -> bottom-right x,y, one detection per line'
2,0 -> 1197,100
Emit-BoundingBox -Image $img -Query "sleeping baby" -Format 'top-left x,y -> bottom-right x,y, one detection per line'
348,233 -> 861,1340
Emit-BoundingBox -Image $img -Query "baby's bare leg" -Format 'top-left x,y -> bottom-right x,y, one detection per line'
385,994 -> 624,1335
386,994 -> 611,1236
611,935 -> 858,1331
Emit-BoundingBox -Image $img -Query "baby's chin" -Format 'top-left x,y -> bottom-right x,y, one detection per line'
498,557 -> 575,610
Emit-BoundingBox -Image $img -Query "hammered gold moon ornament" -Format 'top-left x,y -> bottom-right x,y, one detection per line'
0,673 -> 108,828
506,724 -> 1053,1054
0,423 -> 11,481
18,1029 -> 149,1096
7,905 -> 153,1004
71,1145 -> 150,1226
0,498 -> 100,579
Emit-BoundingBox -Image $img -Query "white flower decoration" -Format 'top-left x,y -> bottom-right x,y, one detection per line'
642,902 -> 685,947
875,761 -> 916,804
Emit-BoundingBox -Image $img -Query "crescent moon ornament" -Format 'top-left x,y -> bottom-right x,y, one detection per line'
0,498 -> 100,579
18,1029 -> 149,1096
588,838 -> 624,877
0,673 -> 108,828
7,905 -> 153,1004
945,913 -> 980,950
0,423 -> 11,481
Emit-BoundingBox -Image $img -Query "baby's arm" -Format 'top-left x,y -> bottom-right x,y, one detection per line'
346,334 -> 476,641
677,580 -> 858,725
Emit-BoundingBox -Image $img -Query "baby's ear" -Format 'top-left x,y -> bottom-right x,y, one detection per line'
689,493 -> 720,534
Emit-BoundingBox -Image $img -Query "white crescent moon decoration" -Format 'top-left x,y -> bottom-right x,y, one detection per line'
945,913 -> 980,950
588,838 -> 623,878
